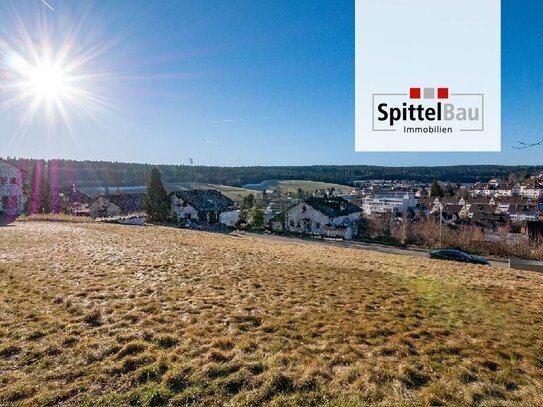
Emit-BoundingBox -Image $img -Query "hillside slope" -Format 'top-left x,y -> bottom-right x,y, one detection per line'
1,222 -> 542,406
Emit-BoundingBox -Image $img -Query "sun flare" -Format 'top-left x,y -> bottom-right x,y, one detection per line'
1,12 -> 114,135
6,51 -> 77,108
26,62 -> 69,100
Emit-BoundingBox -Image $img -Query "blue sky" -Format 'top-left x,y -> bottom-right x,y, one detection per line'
0,0 -> 542,166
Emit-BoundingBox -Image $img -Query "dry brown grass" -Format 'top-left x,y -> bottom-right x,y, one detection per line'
1,222 -> 543,406
16,214 -> 95,224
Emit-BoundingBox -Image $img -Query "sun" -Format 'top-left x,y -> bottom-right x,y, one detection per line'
27,62 -> 69,101
0,4 -> 117,136
2,45 -> 109,133
1,9 -> 114,133
5,50 -> 79,111
2,50 -> 82,129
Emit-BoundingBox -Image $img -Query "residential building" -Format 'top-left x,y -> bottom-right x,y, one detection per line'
519,185 -> 543,199
0,160 -> 25,221
362,192 -> 417,215
286,197 -> 361,240
509,209 -> 540,222
170,189 -> 237,225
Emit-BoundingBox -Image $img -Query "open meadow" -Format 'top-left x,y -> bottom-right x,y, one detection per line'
1,222 -> 543,406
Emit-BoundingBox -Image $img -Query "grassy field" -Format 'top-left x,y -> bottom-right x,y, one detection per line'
242,180 -> 353,195
1,222 -> 543,406
275,180 -> 353,195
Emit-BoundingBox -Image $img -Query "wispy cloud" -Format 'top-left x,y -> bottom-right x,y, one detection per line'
211,119 -> 242,124
40,0 -> 55,11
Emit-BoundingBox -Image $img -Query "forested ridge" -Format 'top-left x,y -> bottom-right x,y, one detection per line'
4,157 -> 543,187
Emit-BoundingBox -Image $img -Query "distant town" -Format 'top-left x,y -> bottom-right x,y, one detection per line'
2,158 -> 543,260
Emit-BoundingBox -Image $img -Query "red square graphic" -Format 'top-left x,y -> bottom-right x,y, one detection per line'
410,88 -> 421,99
437,88 -> 449,99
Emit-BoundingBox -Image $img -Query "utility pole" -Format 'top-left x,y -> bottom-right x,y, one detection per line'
189,158 -> 195,190
439,203 -> 443,248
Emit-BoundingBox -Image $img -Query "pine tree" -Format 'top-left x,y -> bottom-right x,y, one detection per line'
249,203 -> 265,229
430,180 -> 444,198
144,168 -> 169,222
236,194 -> 256,229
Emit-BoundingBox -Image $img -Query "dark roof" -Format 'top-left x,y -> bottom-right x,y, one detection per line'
303,197 -> 361,218
418,197 -> 434,207
468,204 -> 495,214
442,205 -> 464,214
441,198 -> 460,206
105,193 -> 145,213
467,197 -> 493,205
496,197 -> 526,205
497,182 -> 516,189
171,189 -> 235,212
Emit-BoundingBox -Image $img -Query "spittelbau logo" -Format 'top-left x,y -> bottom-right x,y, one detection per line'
373,87 -> 484,134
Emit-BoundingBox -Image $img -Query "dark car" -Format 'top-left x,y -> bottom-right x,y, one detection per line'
429,249 -> 491,266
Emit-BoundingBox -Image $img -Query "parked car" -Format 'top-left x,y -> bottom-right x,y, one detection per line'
429,249 -> 491,265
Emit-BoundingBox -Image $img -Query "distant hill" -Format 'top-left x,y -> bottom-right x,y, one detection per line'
4,158 -> 543,188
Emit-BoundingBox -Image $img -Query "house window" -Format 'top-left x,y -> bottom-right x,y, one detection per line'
289,219 -> 295,227
301,205 -> 307,212
0,177 -> 6,185
316,222 -> 321,229
9,177 -> 17,184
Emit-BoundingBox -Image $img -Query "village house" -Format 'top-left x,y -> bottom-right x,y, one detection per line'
440,205 -> 465,223
413,200 -> 431,217
495,197 -> 528,214
509,208 -> 540,222
286,197 -> 361,240
470,183 -> 495,197
415,188 -> 429,199
496,183 -> 520,197
105,193 -> 145,214
519,180 -> 543,199
71,202 -> 91,217
170,189 -> 238,226
469,182 -> 518,197
89,196 -> 122,218
219,209 -> 240,228
0,160 -> 25,222
263,196 -> 301,225
470,210 -> 510,232
88,192 -> 144,219
464,197 -> 496,213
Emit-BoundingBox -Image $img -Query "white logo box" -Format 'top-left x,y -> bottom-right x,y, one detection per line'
355,0 -> 501,152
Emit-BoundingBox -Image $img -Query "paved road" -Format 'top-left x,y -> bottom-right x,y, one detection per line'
230,231 -> 512,269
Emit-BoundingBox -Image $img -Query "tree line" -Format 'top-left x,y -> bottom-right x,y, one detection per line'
4,157 -> 543,188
